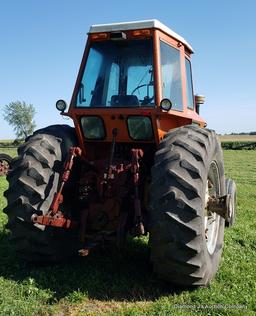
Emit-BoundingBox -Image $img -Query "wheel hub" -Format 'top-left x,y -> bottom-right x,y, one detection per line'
0,160 -> 10,176
204,162 -> 221,255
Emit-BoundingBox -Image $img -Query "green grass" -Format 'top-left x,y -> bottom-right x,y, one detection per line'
0,150 -> 255,315
0,147 -> 17,158
0,139 -> 19,158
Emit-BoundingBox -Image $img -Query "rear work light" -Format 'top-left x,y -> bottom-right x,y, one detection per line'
127,116 -> 153,140
81,116 -> 106,140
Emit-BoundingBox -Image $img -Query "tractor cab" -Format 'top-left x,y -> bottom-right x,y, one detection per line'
57,20 -> 205,150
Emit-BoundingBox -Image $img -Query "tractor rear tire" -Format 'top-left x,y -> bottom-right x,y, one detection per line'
4,125 -> 80,262
149,125 -> 225,286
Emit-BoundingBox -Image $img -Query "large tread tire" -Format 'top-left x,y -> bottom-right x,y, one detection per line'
4,125 -> 80,262
149,125 -> 225,286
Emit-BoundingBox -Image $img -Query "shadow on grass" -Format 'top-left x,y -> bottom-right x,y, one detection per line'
0,230 -> 183,302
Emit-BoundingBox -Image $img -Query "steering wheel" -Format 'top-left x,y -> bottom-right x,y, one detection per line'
131,83 -> 149,95
131,83 -> 154,105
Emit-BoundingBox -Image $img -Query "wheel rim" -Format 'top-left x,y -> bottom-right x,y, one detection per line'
228,196 -> 233,220
205,161 -> 221,255
0,159 -> 10,176
227,182 -> 236,223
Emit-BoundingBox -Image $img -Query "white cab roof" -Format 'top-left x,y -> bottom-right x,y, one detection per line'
89,19 -> 193,53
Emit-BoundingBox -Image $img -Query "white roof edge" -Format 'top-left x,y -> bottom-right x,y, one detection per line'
89,19 -> 194,53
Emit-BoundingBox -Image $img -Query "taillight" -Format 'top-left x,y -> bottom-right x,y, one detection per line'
81,116 -> 106,140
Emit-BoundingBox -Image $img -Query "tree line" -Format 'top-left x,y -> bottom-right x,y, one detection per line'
229,132 -> 256,135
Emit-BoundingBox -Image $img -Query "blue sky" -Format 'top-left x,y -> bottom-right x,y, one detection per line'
0,0 -> 255,138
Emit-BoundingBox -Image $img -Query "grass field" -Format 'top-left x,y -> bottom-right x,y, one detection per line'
0,150 -> 255,316
219,135 -> 256,142
0,147 -> 17,157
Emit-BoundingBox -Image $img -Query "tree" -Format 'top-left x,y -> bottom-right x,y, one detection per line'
3,101 -> 36,139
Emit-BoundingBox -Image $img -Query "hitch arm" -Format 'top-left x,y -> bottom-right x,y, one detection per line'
32,147 -> 82,228
131,149 -> 145,236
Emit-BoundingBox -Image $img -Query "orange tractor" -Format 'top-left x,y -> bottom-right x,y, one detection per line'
4,20 -> 236,286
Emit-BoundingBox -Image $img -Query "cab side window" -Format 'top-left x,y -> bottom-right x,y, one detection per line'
160,41 -> 182,111
185,58 -> 194,109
